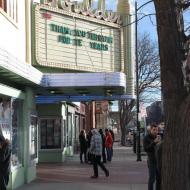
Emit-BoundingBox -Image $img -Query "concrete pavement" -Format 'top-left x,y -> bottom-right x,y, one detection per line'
17,143 -> 148,190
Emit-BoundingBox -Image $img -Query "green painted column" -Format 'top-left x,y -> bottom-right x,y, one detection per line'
23,87 -> 36,183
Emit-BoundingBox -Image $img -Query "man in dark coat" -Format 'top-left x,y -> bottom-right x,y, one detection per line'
79,130 -> 87,163
0,135 -> 11,190
143,124 -> 160,190
155,140 -> 163,190
99,129 -> 106,163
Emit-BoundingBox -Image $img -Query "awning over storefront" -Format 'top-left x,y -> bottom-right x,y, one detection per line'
36,94 -> 134,103
41,72 -> 126,96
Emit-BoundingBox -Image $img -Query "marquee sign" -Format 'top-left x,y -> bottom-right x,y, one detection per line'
34,4 -> 122,72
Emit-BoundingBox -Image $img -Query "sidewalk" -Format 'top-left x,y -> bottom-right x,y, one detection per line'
17,143 -> 148,190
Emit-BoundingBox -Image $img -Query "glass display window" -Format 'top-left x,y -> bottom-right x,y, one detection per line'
0,97 -> 11,140
30,115 -> 38,160
11,98 -> 22,167
0,97 -> 22,167
40,118 -> 61,149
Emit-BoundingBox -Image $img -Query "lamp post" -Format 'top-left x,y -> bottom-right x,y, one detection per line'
135,1 -> 142,162
135,0 -> 153,162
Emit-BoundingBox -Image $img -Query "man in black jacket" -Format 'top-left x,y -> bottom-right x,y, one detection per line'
0,135 -> 11,190
143,124 -> 160,190
79,130 -> 87,163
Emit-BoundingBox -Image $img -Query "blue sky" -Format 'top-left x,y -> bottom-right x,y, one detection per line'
74,0 -> 157,40
136,0 -> 157,40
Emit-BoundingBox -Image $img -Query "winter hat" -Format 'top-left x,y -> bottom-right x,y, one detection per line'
91,128 -> 98,135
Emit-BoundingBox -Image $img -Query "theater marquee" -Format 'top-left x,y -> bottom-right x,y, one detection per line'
34,4 -> 122,72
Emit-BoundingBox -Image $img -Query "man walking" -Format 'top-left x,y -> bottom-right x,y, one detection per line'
143,124 -> 160,190
90,129 -> 109,178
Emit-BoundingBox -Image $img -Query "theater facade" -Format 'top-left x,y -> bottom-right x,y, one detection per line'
0,0 -> 134,189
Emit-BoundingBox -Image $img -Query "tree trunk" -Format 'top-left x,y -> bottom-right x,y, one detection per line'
119,100 -> 135,146
119,100 -> 126,146
154,0 -> 190,189
121,124 -> 126,146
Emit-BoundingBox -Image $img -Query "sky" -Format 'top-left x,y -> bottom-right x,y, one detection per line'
135,0 -> 157,40
73,0 -> 157,39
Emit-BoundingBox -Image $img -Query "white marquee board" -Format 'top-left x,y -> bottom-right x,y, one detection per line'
34,5 -> 122,72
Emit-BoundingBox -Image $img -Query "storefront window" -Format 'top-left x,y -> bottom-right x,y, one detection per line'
30,115 -> 38,160
0,0 -> 7,12
0,98 -> 11,140
11,98 -> 22,167
0,98 -> 22,167
40,118 -> 61,149
68,114 -> 72,146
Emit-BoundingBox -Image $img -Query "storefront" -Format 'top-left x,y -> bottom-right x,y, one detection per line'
37,102 -> 82,162
0,82 -> 38,189
0,0 -> 135,189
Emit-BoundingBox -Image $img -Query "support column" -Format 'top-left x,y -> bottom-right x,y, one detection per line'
23,87 -> 36,183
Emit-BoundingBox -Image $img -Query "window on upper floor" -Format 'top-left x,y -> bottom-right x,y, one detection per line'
0,0 -> 7,12
0,0 -> 18,23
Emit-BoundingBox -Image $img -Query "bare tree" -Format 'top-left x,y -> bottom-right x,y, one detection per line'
153,0 -> 190,189
119,99 -> 135,146
119,33 -> 160,145
138,33 -> 160,103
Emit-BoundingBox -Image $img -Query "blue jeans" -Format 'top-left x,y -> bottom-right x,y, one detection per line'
106,148 -> 112,161
147,160 -> 156,190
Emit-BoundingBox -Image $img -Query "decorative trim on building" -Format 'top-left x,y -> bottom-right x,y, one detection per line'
42,72 -> 126,88
39,1 -> 122,25
0,47 -> 43,85
0,83 -> 25,99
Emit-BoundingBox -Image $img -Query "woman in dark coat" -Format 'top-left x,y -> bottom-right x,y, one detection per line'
0,135 -> 11,190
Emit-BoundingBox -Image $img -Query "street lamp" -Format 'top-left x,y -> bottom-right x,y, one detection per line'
135,0 -> 152,162
135,1 -> 142,162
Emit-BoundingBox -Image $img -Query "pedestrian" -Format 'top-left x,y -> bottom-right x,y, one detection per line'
86,130 -> 92,164
79,130 -> 87,163
143,123 -> 160,190
105,129 -> 113,162
155,140 -> 163,190
109,129 -> 114,157
99,128 -> 106,163
90,128 -> 109,178
0,135 -> 11,190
